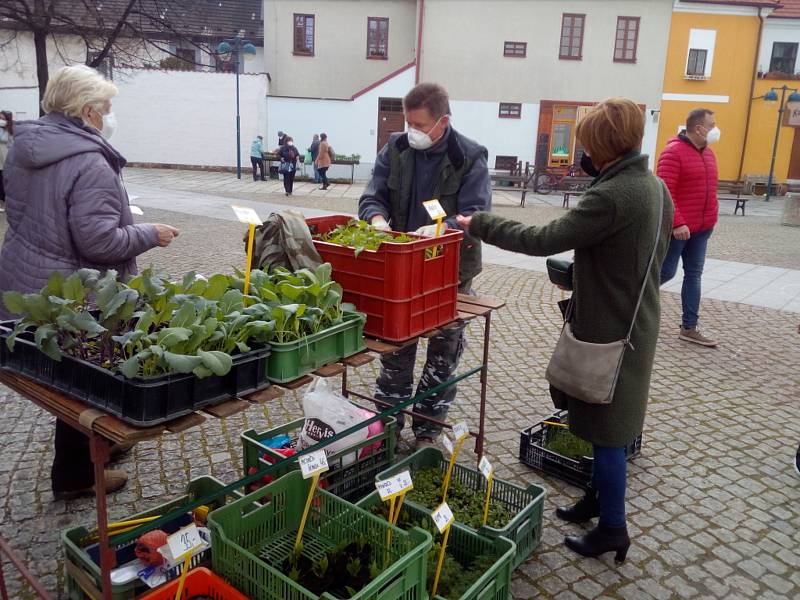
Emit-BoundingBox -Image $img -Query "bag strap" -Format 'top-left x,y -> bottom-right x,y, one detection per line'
624,179 -> 665,344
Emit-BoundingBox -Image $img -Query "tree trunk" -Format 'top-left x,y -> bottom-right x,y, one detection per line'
33,28 -> 49,116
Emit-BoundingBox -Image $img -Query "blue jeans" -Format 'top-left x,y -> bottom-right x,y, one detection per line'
659,228 -> 713,329
313,164 -> 321,183
592,445 -> 627,527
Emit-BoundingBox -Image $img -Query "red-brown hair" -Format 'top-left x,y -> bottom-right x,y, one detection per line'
576,98 -> 644,166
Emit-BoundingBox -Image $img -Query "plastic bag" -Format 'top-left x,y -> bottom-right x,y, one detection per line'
297,378 -> 381,467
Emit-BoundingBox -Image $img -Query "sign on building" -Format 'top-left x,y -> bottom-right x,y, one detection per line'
785,103 -> 800,127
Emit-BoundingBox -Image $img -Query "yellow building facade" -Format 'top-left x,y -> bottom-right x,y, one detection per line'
657,1 -> 799,183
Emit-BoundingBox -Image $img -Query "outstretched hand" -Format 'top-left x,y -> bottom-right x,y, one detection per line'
455,214 -> 472,230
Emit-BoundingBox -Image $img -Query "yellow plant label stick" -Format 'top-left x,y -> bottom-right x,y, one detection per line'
542,420 -> 568,429
295,472 -> 320,552
430,501 -> 454,598
441,436 -> 465,502
482,474 -> 494,526
244,223 -> 256,297
173,552 -> 192,600
392,492 -> 407,524
386,495 -> 397,549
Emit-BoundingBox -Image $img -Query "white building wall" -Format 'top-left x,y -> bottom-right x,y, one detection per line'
758,19 -> 800,74
266,65 -> 416,178
111,69 -> 268,168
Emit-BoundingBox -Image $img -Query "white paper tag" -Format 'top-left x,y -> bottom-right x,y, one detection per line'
128,205 -> 144,216
452,422 -> 469,442
442,434 -> 454,455
376,470 -> 413,500
431,502 -> 455,533
166,524 -> 203,560
231,205 -> 263,225
299,449 -> 329,478
422,199 -> 447,220
479,456 -> 494,480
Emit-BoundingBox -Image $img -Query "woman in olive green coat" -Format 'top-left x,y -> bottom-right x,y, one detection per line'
457,98 -> 673,563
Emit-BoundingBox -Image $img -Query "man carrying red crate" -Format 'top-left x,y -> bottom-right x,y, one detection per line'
358,82 -> 491,448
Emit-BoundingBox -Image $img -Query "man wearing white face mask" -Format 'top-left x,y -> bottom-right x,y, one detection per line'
358,82 -> 491,447
658,107 -> 720,347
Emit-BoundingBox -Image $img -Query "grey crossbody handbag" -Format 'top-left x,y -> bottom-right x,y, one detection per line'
545,183 -> 664,405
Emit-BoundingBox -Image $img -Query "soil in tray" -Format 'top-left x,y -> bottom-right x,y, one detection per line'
372,503 -> 497,600
279,537 -> 382,598
405,467 -> 512,530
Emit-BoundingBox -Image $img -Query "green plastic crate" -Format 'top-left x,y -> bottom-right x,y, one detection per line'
376,448 -> 545,570
62,476 -> 243,600
242,403 -> 396,502
357,492 -> 515,600
208,470 -> 432,600
268,311 -> 366,382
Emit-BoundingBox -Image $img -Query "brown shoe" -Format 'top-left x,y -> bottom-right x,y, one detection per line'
679,327 -> 717,347
53,469 -> 128,501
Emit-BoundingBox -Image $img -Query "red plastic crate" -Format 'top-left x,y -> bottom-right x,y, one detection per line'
138,567 -> 247,600
306,215 -> 462,341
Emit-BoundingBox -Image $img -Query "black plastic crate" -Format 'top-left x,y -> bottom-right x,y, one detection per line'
0,321 -> 270,426
519,410 -> 642,489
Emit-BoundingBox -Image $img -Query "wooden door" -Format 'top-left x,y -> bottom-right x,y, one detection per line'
789,128 -> 800,180
377,97 -> 405,152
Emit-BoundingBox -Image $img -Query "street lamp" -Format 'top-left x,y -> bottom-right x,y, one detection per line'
759,85 -> 800,202
217,36 -> 257,179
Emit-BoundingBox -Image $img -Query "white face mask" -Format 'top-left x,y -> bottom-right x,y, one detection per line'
100,112 -> 117,140
705,126 -> 720,145
286,141 -> 294,147
407,116 -> 444,150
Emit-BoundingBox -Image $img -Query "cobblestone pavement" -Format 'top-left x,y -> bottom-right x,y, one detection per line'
0,186 -> 798,599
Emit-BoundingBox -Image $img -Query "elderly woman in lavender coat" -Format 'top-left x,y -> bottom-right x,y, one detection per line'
0,65 -> 179,500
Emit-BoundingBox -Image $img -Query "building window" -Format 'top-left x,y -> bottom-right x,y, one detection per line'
559,13 -> 585,60
367,17 -> 389,59
769,42 -> 798,75
499,103 -> 522,118
614,16 -> 639,63
503,41 -> 527,57
686,48 -> 707,76
294,13 -> 315,55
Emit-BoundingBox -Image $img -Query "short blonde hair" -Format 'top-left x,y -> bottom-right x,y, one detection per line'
41,65 -> 118,118
576,98 -> 644,167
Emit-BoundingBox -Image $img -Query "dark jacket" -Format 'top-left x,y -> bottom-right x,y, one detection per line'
0,112 -> 158,319
308,140 -> 320,160
656,134 -> 718,233
278,144 -> 300,171
359,127 -> 491,283
470,153 -> 674,446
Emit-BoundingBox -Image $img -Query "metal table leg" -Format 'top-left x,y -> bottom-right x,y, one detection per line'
476,312 -> 492,458
89,435 -> 114,600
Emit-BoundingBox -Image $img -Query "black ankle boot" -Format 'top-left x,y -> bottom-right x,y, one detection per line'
564,522 -> 630,564
555,487 -> 599,523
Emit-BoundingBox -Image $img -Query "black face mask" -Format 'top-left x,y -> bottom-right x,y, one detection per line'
580,152 -> 600,177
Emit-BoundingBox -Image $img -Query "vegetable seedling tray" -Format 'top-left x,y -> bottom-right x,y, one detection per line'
267,310 -> 365,383
357,492 -> 515,600
306,215 -> 462,342
208,470 -> 432,600
518,410 -> 642,489
0,321 -> 270,426
376,447 -> 545,570
241,403 -> 396,502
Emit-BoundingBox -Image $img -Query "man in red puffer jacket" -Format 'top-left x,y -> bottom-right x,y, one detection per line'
658,108 -> 720,347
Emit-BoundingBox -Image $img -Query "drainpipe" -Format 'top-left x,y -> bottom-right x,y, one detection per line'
738,7 -> 765,181
415,0 -> 425,83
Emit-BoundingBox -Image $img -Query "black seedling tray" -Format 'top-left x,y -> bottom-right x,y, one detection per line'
0,321 -> 270,426
519,410 -> 642,488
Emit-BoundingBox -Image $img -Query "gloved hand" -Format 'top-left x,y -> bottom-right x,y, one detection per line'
414,224 -> 446,237
371,216 -> 391,231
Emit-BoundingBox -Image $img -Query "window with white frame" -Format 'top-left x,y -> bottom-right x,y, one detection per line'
685,29 -> 715,79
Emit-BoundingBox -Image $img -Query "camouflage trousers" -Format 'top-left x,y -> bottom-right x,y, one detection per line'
374,281 -> 472,439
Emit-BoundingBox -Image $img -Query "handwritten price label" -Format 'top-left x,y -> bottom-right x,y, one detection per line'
442,434 -> 454,455
479,456 -> 494,480
376,470 -> 413,500
431,502 -> 455,533
166,524 -> 203,560
422,199 -> 447,220
231,205 -> 263,225
299,449 -> 329,479
452,422 -> 469,442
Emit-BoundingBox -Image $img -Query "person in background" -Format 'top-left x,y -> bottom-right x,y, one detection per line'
457,98 -> 672,564
658,108 -> 720,347
358,82 -> 491,448
250,134 -> 265,181
316,133 -> 332,190
274,135 -> 300,196
308,133 -> 321,183
0,65 -> 179,500
0,110 -> 12,212
278,130 -> 287,147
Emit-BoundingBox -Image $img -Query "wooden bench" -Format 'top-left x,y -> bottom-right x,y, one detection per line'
718,179 -> 746,215
558,176 -> 594,208
491,172 -> 533,207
